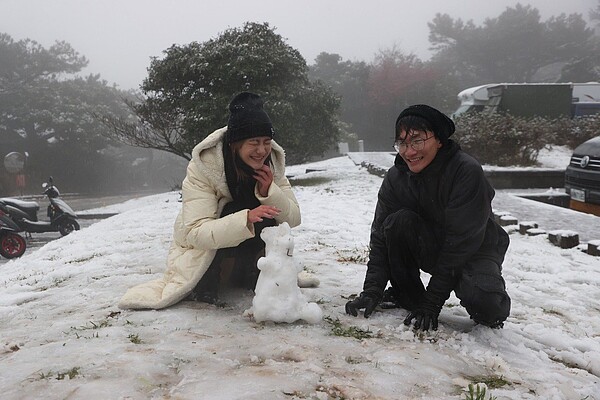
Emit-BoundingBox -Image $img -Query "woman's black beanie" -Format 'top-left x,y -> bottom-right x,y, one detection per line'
395,104 -> 455,143
226,92 -> 275,144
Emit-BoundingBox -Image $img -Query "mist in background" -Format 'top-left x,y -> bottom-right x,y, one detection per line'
1,0 -> 595,89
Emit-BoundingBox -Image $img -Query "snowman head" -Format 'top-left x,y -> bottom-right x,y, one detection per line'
261,222 -> 294,257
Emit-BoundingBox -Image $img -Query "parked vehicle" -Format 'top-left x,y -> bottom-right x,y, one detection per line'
0,177 -> 80,236
0,202 -> 27,259
565,136 -> 600,215
453,82 -> 600,118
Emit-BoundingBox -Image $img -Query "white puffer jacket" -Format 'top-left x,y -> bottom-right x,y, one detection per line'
119,127 -> 301,309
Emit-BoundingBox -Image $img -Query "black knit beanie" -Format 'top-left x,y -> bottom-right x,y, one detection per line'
395,104 -> 455,143
226,92 -> 274,144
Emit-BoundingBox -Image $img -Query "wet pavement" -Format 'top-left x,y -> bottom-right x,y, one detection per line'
1,192 -> 150,265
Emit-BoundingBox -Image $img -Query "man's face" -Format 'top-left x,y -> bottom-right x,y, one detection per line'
396,129 -> 442,173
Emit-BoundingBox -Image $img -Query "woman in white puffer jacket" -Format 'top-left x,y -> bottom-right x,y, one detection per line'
119,92 -> 301,310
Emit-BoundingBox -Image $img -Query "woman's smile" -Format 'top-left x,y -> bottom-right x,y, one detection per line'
238,137 -> 272,169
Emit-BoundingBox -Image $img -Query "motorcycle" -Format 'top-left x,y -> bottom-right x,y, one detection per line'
0,177 -> 80,237
0,202 -> 27,259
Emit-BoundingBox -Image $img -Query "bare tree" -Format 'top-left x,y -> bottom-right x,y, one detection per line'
95,97 -> 192,161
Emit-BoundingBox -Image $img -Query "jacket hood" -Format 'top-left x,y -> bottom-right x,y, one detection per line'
191,127 -> 287,188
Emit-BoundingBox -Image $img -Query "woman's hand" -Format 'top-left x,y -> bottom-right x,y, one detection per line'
248,205 -> 281,224
254,164 -> 274,197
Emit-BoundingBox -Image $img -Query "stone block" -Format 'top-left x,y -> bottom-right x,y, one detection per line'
519,221 -> 538,235
548,230 -> 580,249
499,215 -> 518,227
526,228 -> 546,236
587,240 -> 600,256
493,210 -> 511,225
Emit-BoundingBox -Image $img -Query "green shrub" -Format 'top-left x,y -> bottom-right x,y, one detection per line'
555,115 -> 600,149
453,113 -> 600,166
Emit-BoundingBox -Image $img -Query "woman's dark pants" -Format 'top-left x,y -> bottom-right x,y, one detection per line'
191,202 -> 276,301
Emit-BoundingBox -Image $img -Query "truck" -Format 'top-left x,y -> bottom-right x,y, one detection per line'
453,82 -> 600,119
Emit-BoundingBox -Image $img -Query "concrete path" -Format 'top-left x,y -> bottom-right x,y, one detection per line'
0,193 -> 149,265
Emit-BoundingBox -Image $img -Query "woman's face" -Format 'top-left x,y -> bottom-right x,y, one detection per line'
237,136 -> 272,170
396,129 -> 442,173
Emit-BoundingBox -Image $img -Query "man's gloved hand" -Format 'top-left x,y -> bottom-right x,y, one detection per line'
403,292 -> 443,331
345,293 -> 379,318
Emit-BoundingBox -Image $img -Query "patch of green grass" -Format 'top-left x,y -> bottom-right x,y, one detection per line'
467,375 -> 510,390
57,367 -> 81,380
66,253 -> 102,264
66,319 -> 111,339
128,333 -> 142,344
38,371 -> 52,379
69,319 -> 111,332
336,246 -> 370,264
344,355 -> 365,364
39,367 -> 81,380
324,316 -> 373,340
74,331 -> 99,339
37,276 -> 70,292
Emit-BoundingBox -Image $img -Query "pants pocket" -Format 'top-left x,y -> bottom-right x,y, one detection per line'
456,267 -> 511,325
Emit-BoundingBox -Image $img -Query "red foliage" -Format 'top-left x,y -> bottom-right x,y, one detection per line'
368,53 -> 437,107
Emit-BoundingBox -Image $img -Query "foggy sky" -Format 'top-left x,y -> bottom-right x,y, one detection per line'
1,0 -> 596,90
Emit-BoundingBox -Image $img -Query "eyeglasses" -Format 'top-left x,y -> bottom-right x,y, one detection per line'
393,135 -> 435,153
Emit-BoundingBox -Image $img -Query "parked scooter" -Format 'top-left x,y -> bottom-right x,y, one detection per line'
0,202 -> 27,259
0,177 -> 80,237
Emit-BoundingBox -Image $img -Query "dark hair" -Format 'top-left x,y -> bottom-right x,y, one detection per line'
395,104 -> 455,144
228,140 -> 272,180
223,136 -> 274,199
395,115 -> 435,139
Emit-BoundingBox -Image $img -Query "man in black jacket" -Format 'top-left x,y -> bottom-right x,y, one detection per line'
345,104 -> 511,331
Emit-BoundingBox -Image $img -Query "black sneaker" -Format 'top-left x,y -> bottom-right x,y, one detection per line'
186,286 -> 219,304
474,319 -> 504,329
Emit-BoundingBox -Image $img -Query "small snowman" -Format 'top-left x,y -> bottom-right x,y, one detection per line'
244,222 -> 322,324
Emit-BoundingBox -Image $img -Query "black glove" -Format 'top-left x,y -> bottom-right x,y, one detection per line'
403,292 -> 443,331
345,293 -> 379,318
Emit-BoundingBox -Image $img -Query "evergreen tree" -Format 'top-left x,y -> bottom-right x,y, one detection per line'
103,22 -> 340,164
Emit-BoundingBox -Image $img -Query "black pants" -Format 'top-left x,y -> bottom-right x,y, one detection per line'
383,209 -> 511,326
192,201 -> 277,298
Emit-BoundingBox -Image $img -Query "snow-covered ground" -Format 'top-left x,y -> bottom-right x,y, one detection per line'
1,155 -> 599,400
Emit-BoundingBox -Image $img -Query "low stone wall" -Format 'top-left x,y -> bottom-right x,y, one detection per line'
359,161 -> 566,190
484,169 -> 565,189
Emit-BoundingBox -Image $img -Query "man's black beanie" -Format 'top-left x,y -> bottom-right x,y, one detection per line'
395,104 -> 455,143
226,92 -> 275,144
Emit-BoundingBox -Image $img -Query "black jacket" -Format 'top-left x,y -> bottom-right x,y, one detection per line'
363,140 -> 509,305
